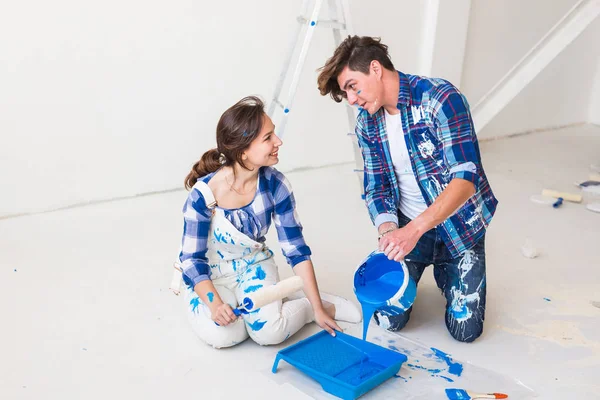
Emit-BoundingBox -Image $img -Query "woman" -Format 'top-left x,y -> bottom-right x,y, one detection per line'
179,96 -> 361,349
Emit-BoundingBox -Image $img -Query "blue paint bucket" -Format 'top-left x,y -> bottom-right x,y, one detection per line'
353,251 -> 417,339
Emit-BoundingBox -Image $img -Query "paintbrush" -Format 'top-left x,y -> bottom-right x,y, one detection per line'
445,388 -> 508,399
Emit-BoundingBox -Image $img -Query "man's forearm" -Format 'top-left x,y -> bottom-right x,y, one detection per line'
411,179 -> 476,235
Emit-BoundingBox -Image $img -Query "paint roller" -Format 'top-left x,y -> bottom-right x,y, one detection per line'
541,189 -> 582,203
232,276 -> 304,316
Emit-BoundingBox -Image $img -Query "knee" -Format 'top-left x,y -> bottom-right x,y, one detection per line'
199,319 -> 249,349
374,306 -> 411,332
248,323 -> 289,346
446,315 -> 484,343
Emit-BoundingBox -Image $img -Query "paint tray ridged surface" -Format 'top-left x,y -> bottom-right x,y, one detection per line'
272,331 -> 407,399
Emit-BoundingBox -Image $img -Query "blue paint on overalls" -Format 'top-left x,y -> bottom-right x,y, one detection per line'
246,319 -> 267,331
190,297 -> 201,313
252,266 -> 266,280
244,284 -> 263,293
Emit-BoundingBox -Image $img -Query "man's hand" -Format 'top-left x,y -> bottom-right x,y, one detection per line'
378,222 -> 424,261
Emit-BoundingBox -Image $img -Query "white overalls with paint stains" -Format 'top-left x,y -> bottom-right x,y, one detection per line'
183,181 -> 314,349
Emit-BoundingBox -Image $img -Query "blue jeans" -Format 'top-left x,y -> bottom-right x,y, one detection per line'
374,212 -> 487,343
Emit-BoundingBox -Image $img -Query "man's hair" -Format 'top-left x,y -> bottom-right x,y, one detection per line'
317,36 -> 395,102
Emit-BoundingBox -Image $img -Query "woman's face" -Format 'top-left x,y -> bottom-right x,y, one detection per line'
243,114 -> 282,168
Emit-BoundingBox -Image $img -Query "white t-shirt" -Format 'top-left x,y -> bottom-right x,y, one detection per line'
384,109 -> 427,220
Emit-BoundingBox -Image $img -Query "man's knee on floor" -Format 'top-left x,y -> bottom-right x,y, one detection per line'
447,318 -> 484,343
374,308 -> 411,332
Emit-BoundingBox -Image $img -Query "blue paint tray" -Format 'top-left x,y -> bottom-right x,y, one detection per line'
272,330 -> 407,399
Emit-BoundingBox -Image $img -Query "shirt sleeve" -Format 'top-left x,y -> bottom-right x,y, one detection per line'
355,112 -> 399,229
271,171 -> 312,267
432,83 -> 481,190
179,188 -> 212,288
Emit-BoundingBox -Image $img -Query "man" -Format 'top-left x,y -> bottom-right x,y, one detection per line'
317,36 -> 498,342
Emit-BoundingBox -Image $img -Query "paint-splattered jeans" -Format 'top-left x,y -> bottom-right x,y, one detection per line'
374,212 -> 487,343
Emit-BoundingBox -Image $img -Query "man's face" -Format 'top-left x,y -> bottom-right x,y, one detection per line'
336,63 -> 383,115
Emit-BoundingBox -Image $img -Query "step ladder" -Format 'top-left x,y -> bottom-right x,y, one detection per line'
268,0 -> 365,197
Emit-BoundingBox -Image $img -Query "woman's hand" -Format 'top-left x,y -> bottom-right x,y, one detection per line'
210,302 -> 238,326
313,306 -> 341,337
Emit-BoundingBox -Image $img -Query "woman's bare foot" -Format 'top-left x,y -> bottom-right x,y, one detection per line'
322,300 -> 336,319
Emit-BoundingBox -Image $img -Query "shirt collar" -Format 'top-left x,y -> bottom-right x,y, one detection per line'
397,70 -> 411,106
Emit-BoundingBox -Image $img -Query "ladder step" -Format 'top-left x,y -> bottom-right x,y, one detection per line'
296,16 -> 346,30
271,99 -> 285,110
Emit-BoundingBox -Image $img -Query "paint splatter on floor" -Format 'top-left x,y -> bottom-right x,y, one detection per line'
431,348 -> 464,376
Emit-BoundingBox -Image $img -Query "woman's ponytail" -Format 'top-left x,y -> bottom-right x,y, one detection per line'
184,148 -> 221,190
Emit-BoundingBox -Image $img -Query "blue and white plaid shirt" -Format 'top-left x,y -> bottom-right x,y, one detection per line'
356,71 -> 498,258
179,166 -> 311,288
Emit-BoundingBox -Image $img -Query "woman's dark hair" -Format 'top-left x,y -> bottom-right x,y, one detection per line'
184,96 -> 265,190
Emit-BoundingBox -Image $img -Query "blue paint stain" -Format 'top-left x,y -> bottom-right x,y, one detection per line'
190,297 -> 201,313
406,364 -> 443,374
244,284 -> 263,293
445,388 -> 471,399
217,250 -> 225,259
357,90 -> 362,94
431,348 -> 463,376
552,197 -> 564,208
544,298 -> 551,302
207,292 -> 214,302
213,231 -> 225,243
246,319 -> 267,331
253,266 -> 266,280
389,345 -> 400,352
310,21 -> 316,26
284,108 -> 289,113
449,299 -> 470,321
438,375 -> 454,382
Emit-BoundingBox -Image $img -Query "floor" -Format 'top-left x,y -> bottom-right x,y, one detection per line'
1,124 -> 599,399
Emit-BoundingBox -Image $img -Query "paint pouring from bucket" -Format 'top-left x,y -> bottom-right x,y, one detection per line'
354,251 -> 417,340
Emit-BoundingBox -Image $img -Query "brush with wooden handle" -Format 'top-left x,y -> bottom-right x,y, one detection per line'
445,388 -> 508,399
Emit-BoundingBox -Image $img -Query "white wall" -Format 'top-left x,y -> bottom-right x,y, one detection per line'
461,0 -> 578,103
0,0 -> 423,217
477,18 -> 600,139
1,0 -> 598,217
590,56 -> 600,125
